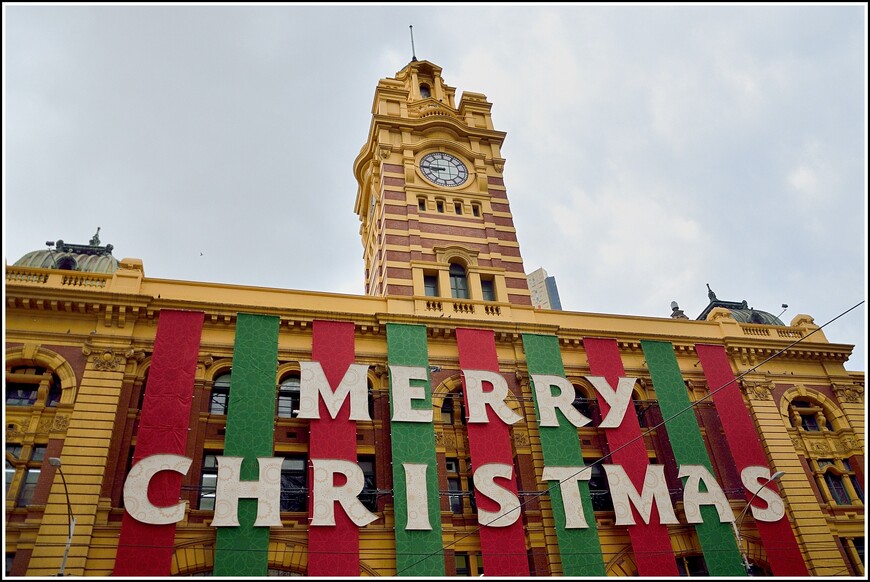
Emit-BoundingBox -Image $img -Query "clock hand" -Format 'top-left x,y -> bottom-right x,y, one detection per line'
429,165 -> 446,171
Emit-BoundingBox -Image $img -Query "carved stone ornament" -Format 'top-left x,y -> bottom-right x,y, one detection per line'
812,441 -> 831,454
377,145 -> 392,160
93,350 -> 124,371
51,415 -> 70,432
37,417 -> 53,434
741,380 -> 772,400
833,384 -> 864,404
840,435 -> 861,454
512,432 -> 529,448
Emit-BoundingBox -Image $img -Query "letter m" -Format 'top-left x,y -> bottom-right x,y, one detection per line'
297,361 -> 371,420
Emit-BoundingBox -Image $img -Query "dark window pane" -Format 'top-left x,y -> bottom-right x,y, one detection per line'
424,275 -> 439,297
200,454 -> 219,510
359,458 -> 377,512
449,263 -> 469,299
210,374 -> 231,415
16,469 -> 40,506
5,386 -> 38,406
825,473 -> 851,505
455,553 -> 470,576
588,463 -> 613,511
277,374 -> 300,418
481,280 -> 495,301
280,457 -> 307,512
448,477 -> 463,514
802,413 -> 820,431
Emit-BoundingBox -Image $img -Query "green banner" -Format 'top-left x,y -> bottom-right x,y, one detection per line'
386,323 -> 445,576
214,313 -> 280,576
641,340 -> 746,576
522,333 -> 606,576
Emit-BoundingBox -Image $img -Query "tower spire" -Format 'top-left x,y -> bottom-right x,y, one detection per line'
409,25 -> 417,62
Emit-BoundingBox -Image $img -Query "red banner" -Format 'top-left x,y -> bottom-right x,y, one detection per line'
584,337 -> 679,576
696,344 -> 808,576
113,310 -> 204,576
307,320 -> 360,576
456,328 -> 529,576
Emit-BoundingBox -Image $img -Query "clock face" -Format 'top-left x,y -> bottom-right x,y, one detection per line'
420,152 -> 468,187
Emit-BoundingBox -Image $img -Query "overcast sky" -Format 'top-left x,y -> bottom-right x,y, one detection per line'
3,3 -> 867,371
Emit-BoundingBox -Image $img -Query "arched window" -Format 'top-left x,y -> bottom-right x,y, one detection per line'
5,366 -> 62,407
277,373 -> 300,418
572,384 -> 599,423
449,263 -> 469,299
789,398 -> 832,431
441,390 -> 466,425
419,83 -> 431,98
209,373 -> 232,415
816,458 -> 863,506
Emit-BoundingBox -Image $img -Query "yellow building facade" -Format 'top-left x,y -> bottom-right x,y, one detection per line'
4,60 -> 865,577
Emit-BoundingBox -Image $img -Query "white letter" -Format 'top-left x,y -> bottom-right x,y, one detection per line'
123,454 -> 192,524
531,374 -> 591,428
473,463 -> 521,527
542,466 -> 592,529
390,365 -> 432,423
298,361 -> 371,421
403,463 -> 432,530
311,459 -> 378,527
740,466 -> 785,522
679,464 -> 735,524
604,464 -> 679,526
463,369 -> 522,425
211,456 -> 283,527
586,376 -> 636,428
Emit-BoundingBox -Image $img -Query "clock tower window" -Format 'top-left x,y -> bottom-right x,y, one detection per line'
449,263 -> 469,299
420,83 -> 431,98
481,279 -> 496,301
424,274 -> 439,297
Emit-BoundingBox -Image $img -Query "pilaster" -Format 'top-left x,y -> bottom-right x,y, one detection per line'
743,384 -> 846,576
26,348 -> 130,576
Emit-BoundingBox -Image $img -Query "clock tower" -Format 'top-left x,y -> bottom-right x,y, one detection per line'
353,59 -> 532,314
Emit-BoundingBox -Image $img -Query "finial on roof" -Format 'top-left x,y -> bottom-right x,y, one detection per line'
706,283 -> 717,301
409,25 -> 418,62
90,227 -> 101,246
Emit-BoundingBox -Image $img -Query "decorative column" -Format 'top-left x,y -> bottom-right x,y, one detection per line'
27,346 -> 131,576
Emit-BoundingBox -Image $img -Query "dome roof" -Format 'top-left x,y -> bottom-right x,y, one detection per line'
724,308 -> 785,326
695,284 -> 786,326
12,229 -> 120,274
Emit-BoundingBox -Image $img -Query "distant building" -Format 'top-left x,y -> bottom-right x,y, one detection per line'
526,267 -> 562,310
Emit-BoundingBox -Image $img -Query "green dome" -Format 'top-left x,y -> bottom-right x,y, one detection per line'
13,229 -> 120,274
